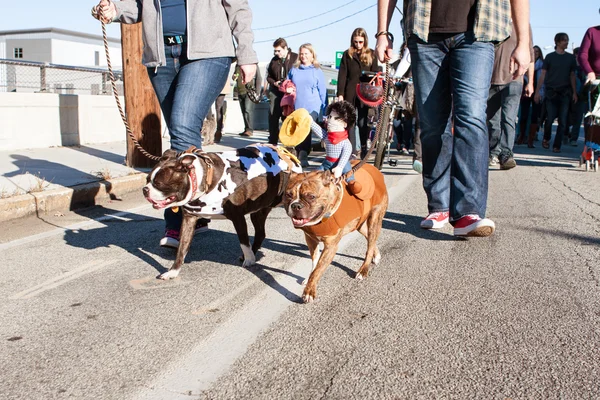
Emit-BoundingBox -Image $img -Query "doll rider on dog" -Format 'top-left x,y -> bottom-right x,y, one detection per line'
281,101 -> 362,195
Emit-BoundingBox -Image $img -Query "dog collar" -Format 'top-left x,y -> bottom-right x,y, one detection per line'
178,149 -> 215,201
189,167 -> 198,195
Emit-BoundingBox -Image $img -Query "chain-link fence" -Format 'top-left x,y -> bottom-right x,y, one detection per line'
0,59 -> 123,95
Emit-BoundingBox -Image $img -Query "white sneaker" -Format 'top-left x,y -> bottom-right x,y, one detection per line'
489,155 -> 499,167
412,159 -> 423,174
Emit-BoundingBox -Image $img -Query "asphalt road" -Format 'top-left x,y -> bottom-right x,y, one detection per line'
1,143 -> 599,400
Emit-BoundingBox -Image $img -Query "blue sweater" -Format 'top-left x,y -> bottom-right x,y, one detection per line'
288,64 -> 327,118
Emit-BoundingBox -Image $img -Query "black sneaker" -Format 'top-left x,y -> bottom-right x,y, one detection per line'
499,154 -> 517,170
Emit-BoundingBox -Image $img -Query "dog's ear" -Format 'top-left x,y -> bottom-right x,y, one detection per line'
160,149 -> 178,161
178,154 -> 196,170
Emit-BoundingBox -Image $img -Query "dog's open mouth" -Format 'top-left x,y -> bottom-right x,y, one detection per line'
146,195 -> 177,209
291,217 -> 313,227
290,205 -> 325,227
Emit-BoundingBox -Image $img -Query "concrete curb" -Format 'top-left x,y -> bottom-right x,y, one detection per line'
0,173 -> 147,222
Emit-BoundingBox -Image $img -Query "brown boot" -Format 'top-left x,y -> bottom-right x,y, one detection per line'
516,122 -> 526,145
347,180 -> 362,196
527,123 -> 538,148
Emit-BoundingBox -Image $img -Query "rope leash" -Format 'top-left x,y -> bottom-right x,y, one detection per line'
99,8 -> 161,161
98,7 -> 391,168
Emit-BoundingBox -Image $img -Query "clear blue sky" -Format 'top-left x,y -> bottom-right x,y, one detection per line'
2,0 -> 598,63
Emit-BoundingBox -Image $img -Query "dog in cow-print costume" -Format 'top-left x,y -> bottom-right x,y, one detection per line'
143,144 -> 302,279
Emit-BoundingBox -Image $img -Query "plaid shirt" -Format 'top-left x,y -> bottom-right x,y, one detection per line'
403,0 -> 512,43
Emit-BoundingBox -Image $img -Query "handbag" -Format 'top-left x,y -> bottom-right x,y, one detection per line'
356,72 -> 384,107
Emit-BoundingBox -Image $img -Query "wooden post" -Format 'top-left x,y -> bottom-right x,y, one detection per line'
121,23 -> 162,168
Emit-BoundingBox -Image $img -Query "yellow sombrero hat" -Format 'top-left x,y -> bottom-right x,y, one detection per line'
279,108 -> 312,147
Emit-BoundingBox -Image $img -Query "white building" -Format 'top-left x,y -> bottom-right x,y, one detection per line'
0,28 -> 122,94
0,27 -> 122,68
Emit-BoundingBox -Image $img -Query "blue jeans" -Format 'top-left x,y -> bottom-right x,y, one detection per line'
543,88 -> 571,149
488,80 -> 523,158
569,100 -> 587,142
147,44 -> 231,152
147,44 -> 231,230
319,159 -> 354,182
408,33 -> 494,220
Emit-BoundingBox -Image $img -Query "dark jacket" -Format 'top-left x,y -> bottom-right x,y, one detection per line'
336,49 -> 379,106
266,51 -> 298,95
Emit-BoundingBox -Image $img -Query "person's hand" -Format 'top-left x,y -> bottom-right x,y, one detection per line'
336,95 -> 344,102
509,43 -> 530,80
239,64 -> 257,85
375,35 -> 393,63
91,0 -> 116,23
332,166 -> 343,179
524,82 -> 534,97
573,92 -> 578,103
586,71 -> 597,85
274,81 -> 281,88
534,91 -> 541,104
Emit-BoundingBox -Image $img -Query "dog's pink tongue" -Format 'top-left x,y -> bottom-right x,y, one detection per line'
146,198 -> 168,209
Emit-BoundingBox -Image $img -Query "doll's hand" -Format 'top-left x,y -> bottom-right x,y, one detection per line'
332,166 -> 343,179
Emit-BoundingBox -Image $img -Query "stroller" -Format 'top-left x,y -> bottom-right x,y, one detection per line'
580,79 -> 600,172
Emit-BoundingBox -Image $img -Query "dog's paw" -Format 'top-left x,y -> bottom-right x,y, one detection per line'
302,286 -> 316,303
158,270 -> 180,280
373,252 -> 382,265
355,272 -> 366,280
240,245 -> 256,268
242,258 -> 256,268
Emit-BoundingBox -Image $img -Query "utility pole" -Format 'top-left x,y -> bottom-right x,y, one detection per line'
121,23 -> 162,168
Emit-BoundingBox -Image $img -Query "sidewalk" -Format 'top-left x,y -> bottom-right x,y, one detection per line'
0,130 -> 276,222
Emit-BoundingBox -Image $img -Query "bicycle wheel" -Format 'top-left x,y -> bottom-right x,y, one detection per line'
374,106 -> 391,170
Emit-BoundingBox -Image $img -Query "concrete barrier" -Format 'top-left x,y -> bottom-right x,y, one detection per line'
0,92 -> 270,151
0,93 -> 62,151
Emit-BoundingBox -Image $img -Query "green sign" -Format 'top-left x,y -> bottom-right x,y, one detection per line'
335,51 -> 344,69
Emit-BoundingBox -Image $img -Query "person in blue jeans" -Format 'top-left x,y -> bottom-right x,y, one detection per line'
534,33 -> 578,153
376,0 -> 530,237
287,43 -> 328,167
487,23 -> 535,170
92,0 -> 258,248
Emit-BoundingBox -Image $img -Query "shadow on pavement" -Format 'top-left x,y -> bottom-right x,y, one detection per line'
383,211 -> 460,241
526,226 -> 600,246
514,158 -> 576,168
5,154 -> 101,188
60,209 -> 323,302
67,145 -> 127,165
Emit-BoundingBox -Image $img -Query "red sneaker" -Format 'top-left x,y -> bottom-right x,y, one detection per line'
420,211 -> 449,229
453,215 -> 495,237
159,229 -> 180,249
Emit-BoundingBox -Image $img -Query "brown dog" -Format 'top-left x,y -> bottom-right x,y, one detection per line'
282,163 -> 388,302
